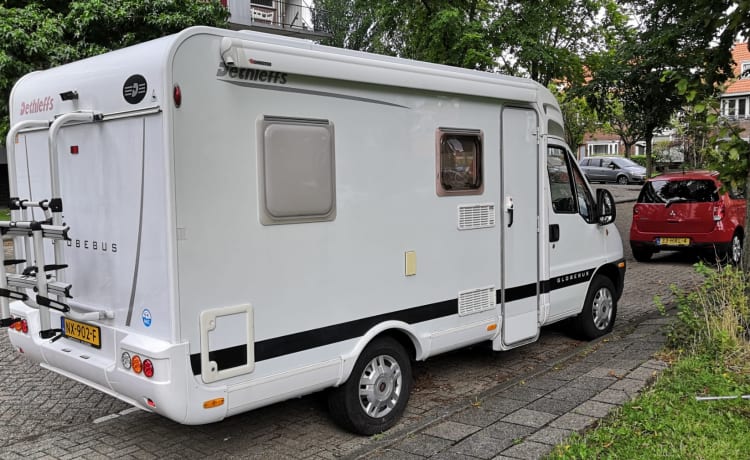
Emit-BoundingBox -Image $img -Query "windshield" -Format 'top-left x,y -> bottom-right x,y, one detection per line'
638,179 -> 718,203
614,158 -> 640,168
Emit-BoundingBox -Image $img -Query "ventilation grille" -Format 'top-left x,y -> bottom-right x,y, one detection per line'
458,204 -> 496,230
458,286 -> 495,316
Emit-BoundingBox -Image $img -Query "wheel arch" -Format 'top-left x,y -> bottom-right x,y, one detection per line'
335,321 -> 423,387
592,261 -> 625,301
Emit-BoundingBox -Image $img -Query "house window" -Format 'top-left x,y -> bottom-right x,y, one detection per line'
741,62 -> 750,79
251,0 -> 274,7
259,116 -> 336,225
436,128 -> 483,196
740,99 -> 747,118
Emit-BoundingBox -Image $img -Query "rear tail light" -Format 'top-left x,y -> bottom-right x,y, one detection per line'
121,351 -> 155,378
712,201 -> 725,222
12,319 -> 28,333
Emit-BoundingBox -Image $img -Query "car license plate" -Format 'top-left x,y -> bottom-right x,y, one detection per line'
657,237 -> 690,246
61,317 -> 101,348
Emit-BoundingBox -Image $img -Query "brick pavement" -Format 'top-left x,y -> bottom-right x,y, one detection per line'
0,185 -> 705,459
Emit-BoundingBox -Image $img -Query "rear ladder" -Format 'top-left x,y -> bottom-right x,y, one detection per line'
0,112 -> 110,337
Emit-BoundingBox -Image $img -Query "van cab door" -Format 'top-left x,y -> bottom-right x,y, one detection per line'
545,144 -> 605,321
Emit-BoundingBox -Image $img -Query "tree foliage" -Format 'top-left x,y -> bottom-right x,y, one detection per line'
0,0 -> 228,137
317,0 -> 614,85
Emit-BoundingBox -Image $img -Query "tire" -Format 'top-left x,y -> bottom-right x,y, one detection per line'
328,336 -> 412,435
616,175 -> 629,185
574,275 -> 617,340
631,245 -> 653,262
721,232 -> 743,266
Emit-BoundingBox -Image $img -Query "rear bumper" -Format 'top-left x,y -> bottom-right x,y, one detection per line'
6,301 -> 227,425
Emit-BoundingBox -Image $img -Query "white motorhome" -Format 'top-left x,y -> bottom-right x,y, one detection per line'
3,27 -> 625,434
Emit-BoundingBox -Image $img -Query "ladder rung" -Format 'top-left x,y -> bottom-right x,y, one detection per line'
22,264 -> 68,275
6,274 -> 72,298
3,259 -> 26,266
0,221 -> 69,240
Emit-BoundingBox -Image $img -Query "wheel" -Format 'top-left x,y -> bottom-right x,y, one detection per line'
720,232 -> 743,266
573,275 -> 617,340
631,245 -> 653,262
616,175 -> 629,185
328,336 -> 412,435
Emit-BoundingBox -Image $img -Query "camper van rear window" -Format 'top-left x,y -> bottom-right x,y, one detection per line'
259,116 -> 336,225
437,129 -> 483,196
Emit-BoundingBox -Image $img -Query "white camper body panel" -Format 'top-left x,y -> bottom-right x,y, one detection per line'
6,27 -> 624,427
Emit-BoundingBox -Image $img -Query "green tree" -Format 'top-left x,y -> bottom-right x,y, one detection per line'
637,0 -> 750,269
0,0 -> 228,137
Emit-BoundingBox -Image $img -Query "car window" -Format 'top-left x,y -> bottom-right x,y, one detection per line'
580,159 -> 589,167
638,179 -> 719,203
617,158 -> 640,168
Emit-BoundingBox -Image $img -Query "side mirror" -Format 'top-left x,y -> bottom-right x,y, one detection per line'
596,188 -> 616,225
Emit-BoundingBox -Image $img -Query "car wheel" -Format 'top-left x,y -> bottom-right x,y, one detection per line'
573,275 -> 617,340
631,245 -> 653,262
724,232 -> 743,265
328,336 -> 412,435
616,175 -> 629,185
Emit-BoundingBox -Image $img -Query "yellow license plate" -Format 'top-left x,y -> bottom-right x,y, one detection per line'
657,237 -> 690,246
61,317 -> 101,348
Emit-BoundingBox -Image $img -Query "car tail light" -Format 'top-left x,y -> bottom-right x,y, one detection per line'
21,319 -> 28,333
712,201 -> 725,222
131,355 -> 143,374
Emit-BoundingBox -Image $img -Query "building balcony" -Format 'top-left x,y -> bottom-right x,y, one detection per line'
226,0 -> 332,40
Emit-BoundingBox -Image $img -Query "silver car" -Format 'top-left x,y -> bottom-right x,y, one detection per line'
579,156 -> 647,184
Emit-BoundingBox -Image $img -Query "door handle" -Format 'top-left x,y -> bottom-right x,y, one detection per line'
550,224 -> 560,242
506,197 -> 514,227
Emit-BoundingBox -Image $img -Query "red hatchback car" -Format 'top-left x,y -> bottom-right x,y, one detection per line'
629,171 -> 746,264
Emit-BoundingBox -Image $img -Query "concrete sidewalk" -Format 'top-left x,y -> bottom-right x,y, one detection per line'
354,313 -> 671,459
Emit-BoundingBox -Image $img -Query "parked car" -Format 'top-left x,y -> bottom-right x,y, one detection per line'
579,156 -> 647,184
629,171 -> 746,264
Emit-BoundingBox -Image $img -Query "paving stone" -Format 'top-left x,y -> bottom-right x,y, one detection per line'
494,386 -> 549,403
389,434 -> 453,458
525,397 -> 580,415
627,366 -> 660,381
480,396 -> 528,414
547,385 -> 600,405
422,421 -> 481,442
483,421 -> 536,443
365,448 -> 425,460
609,377 -> 648,397
449,432 -> 510,459
573,400 -> 618,418
583,367 -> 629,380
500,440 -> 553,460
520,377 -> 568,392
592,388 -> 632,405
641,359 -> 669,370
549,413 -> 598,431
568,376 -> 616,392
527,426 -> 573,445
501,408 -> 557,428
450,406 -> 505,427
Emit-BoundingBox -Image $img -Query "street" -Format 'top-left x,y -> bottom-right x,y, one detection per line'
0,185 -> 704,459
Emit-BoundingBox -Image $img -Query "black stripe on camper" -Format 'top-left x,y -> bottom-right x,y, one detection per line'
189,267 -> 596,375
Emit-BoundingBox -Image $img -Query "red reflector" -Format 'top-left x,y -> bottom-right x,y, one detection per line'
70,145 -> 79,154
143,359 -> 154,378
21,319 -> 28,333
173,85 -> 182,108
147,398 -> 156,408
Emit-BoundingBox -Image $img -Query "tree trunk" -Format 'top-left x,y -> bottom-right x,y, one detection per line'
645,132 -> 654,178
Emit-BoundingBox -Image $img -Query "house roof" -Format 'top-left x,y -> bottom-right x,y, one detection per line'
725,43 -> 750,95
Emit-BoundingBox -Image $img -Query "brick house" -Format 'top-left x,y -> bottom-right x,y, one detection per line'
720,42 -> 750,136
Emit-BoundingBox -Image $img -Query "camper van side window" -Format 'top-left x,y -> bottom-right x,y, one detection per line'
259,117 -> 336,225
436,129 -> 483,196
547,147 -> 576,214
